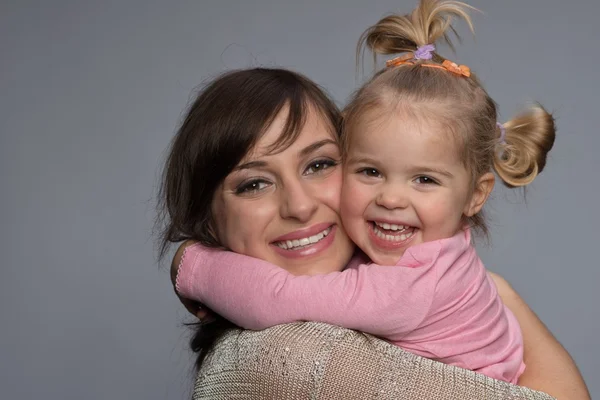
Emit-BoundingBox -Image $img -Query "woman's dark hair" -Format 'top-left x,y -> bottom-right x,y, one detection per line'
156,68 -> 342,369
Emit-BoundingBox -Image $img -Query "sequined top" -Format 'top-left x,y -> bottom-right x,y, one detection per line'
193,322 -> 554,400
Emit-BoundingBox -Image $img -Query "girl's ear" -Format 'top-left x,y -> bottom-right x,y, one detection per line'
464,172 -> 495,217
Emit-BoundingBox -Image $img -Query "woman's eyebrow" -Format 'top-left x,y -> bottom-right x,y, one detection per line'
235,139 -> 337,171
300,139 -> 338,157
234,160 -> 267,171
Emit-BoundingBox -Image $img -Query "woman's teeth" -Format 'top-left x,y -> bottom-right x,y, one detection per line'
373,222 -> 414,242
275,227 -> 331,250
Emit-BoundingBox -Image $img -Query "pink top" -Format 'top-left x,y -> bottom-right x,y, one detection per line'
176,228 -> 525,383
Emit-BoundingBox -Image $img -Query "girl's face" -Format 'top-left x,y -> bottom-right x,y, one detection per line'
212,106 -> 354,276
341,111 -> 492,265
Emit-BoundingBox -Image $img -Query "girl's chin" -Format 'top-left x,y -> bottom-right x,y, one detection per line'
367,251 -> 404,266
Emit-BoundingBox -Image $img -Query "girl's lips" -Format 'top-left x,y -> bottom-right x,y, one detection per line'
271,225 -> 337,259
368,221 -> 417,250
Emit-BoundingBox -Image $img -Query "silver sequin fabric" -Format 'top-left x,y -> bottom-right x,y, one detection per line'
193,322 -> 555,399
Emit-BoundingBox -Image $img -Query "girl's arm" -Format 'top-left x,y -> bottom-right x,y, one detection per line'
170,241 -> 210,320
175,242 -> 440,338
489,272 -> 590,400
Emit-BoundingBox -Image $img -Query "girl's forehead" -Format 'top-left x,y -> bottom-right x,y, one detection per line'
348,110 -> 463,163
353,108 -> 452,141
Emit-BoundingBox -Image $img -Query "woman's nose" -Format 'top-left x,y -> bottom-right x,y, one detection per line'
280,180 -> 318,222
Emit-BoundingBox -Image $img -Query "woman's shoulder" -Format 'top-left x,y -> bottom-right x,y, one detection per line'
194,322 -> 554,399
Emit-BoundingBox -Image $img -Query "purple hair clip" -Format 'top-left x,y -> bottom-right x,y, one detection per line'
414,44 -> 435,60
496,122 -> 506,145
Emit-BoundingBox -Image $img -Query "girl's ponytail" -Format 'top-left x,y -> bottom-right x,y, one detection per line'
494,104 -> 556,188
357,0 -> 476,61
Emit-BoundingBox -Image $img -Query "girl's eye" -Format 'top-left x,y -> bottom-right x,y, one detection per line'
414,176 -> 438,185
358,168 -> 381,178
235,180 -> 271,195
304,159 -> 337,175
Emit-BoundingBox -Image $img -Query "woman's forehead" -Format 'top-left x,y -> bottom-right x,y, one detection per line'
246,107 -> 339,161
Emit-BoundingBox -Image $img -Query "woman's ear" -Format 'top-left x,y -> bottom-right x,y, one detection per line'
464,172 -> 495,217
207,221 -> 220,245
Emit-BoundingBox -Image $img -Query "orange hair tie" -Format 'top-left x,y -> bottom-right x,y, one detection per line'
386,53 -> 471,78
385,53 -> 412,67
441,60 -> 471,77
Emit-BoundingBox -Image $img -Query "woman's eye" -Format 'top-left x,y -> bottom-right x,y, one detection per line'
415,176 -> 438,185
235,180 -> 271,194
304,159 -> 337,175
358,168 -> 381,178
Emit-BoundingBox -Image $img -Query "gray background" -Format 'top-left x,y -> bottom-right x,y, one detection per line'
1,0 -> 598,398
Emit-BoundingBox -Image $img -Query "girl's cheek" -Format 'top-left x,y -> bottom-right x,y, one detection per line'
340,176 -> 366,217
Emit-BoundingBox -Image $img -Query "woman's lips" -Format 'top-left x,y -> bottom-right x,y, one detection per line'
273,222 -> 333,242
271,224 -> 336,259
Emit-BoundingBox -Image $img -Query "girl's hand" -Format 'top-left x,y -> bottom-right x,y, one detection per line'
171,240 -> 212,321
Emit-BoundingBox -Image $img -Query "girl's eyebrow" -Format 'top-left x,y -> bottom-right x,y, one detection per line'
410,166 -> 454,178
345,155 -> 379,165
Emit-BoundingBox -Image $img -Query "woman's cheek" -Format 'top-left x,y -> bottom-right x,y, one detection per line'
313,168 -> 343,212
223,197 -> 278,255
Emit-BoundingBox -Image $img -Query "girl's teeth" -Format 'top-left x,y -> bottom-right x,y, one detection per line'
375,222 -> 407,231
373,225 -> 414,242
277,227 -> 331,250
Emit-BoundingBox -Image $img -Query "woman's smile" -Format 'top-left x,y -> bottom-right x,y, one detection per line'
271,223 -> 337,258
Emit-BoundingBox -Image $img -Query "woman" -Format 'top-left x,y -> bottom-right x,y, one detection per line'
158,68 -> 589,399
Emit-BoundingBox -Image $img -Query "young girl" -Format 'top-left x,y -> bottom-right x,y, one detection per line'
175,0 -> 555,384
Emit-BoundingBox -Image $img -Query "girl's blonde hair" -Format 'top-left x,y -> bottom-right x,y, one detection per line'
343,0 -> 556,234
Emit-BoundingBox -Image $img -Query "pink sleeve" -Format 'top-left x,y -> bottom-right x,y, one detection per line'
176,242 -> 442,338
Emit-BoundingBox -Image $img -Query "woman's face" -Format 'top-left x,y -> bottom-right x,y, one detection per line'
212,106 -> 354,275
